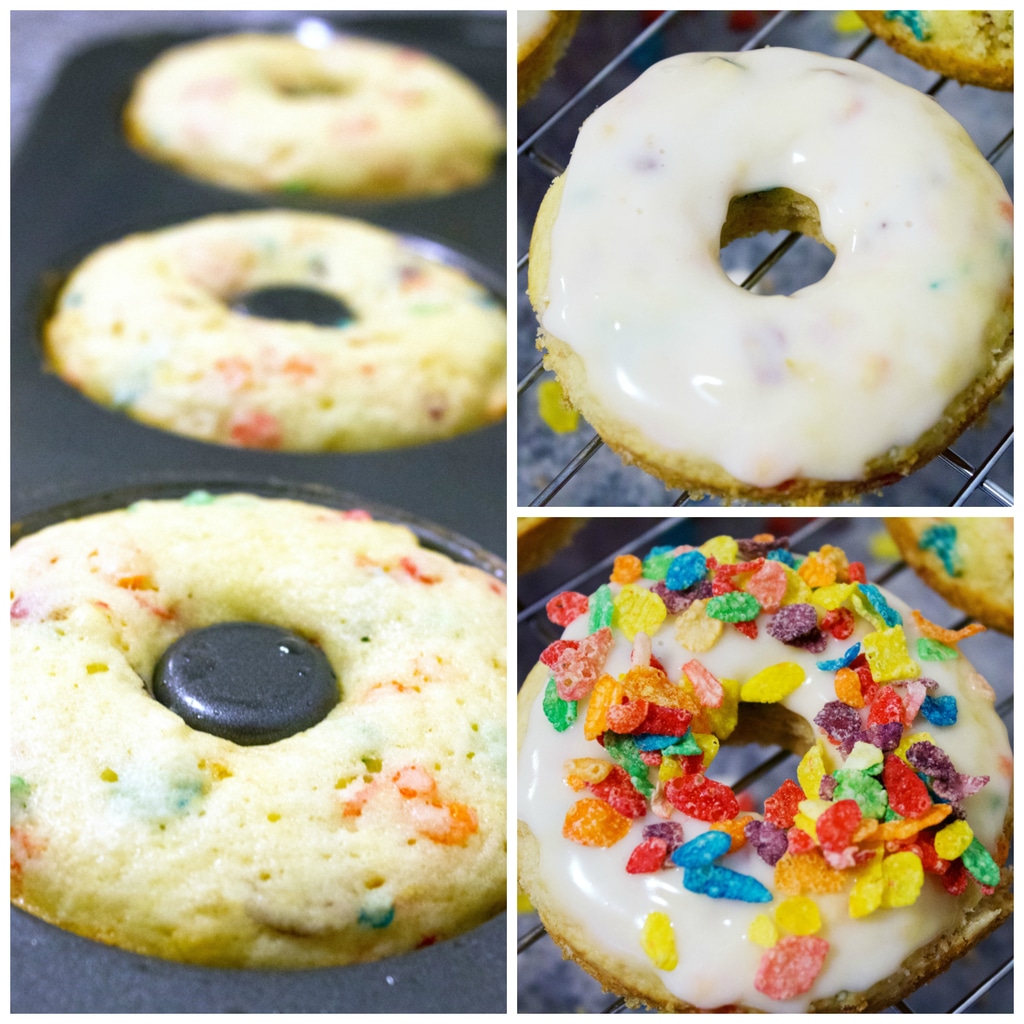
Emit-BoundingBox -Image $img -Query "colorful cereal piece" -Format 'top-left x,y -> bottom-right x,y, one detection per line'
754,935 -> 829,1000
744,559 -> 787,613
644,820 -> 685,849
765,779 -> 805,830
768,603 -> 818,644
552,627 -> 613,701
611,554 -> 644,584
614,584 -> 667,641
774,850 -> 849,895
706,591 -> 761,622
542,676 -> 577,732
834,666 -> 865,708
919,523 -> 960,575
602,733 -> 655,798
816,642 -> 862,673
748,913 -> 779,948
843,741 -> 883,774
775,896 -> 822,936
641,546 -> 677,581
740,662 -> 805,703
961,837 -> 1001,887
669,828 -> 732,868
682,863 -> 772,903
627,836 -> 671,874
588,583 -> 614,631
606,697 -> 649,734
934,819 -> 974,860
848,850 -> 884,918
639,704 -> 693,737
882,754 -> 932,819
875,802 -> 950,841
796,743 -> 828,801
563,797 -> 632,847
815,799 -> 862,853
797,551 -> 836,589
584,674 -> 624,740
621,664 -> 687,709
663,774 -> 739,822
917,637 -> 958,661
861,626 -> 918,682
700,535 -> 739,564
564,757 -> 614,788
546,591 -> 589,627
821,606 -> 856,640
537,378 -> 579,433
674,598 -> 724,653
814,700 -> 863,746
589,765 -> 648,818
640,910 -> 679,970
666,549 -> 707,591
745,819 -> 789,866
910,608 -> 986,647
832,769 -> 888,819
709,814 -> 753,853
920,694 -> 958,726
881,850 -> 924,907
682,658 -> 723,708
867,686 -> 905,727
704,676 -> 741,740
857,583 -> 902,627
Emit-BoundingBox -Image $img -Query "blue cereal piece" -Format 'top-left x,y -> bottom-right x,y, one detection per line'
857,584 -> 902,627
634,733 -> 678,751
358,903 -> 396,929
920,694 -> 958,726
670,829 -> 732,868
681,863 -> 772,902
918,523 -> 960,576
767,548 -> 796,568
666,550 -> 707,591
642,546 -> 677,581
816,642 -> 862,672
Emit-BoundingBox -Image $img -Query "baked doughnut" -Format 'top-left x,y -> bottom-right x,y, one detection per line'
44,210 -> 506,451
887,517 -> 1013,635
518,532 -> 1012,1011
517,11 -> 580,106
858,11 -> 1013,91
517,516 -> 587,574
124,32 -> 504,198
11,491 -> 507,967
527,48 -> 1014,503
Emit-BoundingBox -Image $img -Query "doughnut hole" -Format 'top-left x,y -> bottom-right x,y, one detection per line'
719,187 -> 836,295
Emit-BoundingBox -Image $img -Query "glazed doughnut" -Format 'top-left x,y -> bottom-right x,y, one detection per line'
528,48 -> 1014,503
44,210 -> 506,451
887,517 -> 1014,635
11,491 -> 507,967
517,11 -> 580,106
518,532 -> 1012,1011
124,32 -> 505,198
858,11 -> 1013,91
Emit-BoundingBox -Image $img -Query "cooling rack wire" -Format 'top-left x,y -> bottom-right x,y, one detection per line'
516,11 -> 1014,509
515,516 -> 1013,1012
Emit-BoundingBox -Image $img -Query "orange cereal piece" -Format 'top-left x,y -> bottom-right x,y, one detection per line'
563,798 -> 632,847
584,674 -> 624,740
611,554 -> 643,584
621,664 -> 689,709
710,814 -> 755,853
564,757 -> 614,788
774,850 -> 850,895
834,666 -> 865,708
876,803 -> 951,842
797,552 -> 837,589
817,544 -> 850,581
910,609 -> 986,647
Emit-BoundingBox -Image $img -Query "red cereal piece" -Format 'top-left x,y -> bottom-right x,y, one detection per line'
682,658 -> 723,708
663,774 -> 739,822
764,779 -> 804,830
546,591 -> 589,627
639,704 -> 693,736
606,698 -> 650,734
787,828 -> 816,855
626,836 -> 671,874
539,639 -> 578,668
913,831 -> 950,875
815,799 -> 862,853
590,765 -> 648,819
867,687 -> 905,727
821,607 -> 855,641
941,860 -> 969,896
882,754 -> 933,819
733,619 -> 759,640
754,935 -> 830,1001
610,555 -> 643,584
847,561 -> 867,584
638,749 -> 663,767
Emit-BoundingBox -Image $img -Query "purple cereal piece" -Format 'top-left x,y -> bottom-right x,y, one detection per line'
643,821 -> 685,851
650,579 -> 713,614
839,721 -> 903,757
818,775 -> 837,801
814,701 -> 863,745
744,819 -> 789,866
906,741 -> 988,802
785,628 -> 829,654
768,603 -> 818,643
738,536 -> 790,561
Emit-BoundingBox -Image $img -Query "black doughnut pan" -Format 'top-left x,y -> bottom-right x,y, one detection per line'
11,10 -> 507,1014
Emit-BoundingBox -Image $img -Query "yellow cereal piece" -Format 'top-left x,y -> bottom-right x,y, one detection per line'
881,850 -> 924,908
835,10 -> 866,33
774,850 -> 849,895
564,757 -> 614,787
793,814 -> 819,843
861,626 -> 918,682
693,732 -> 720,769
621,664 -> 688,710
748,913 -> 778,947
894,730 -> 935,764
818,544 -> 850,579
658,755 -> 684,783
674,598 -> 724,653
834,666 -> 865,708
517,889 -> 534,913
740,661 -> 805,703
849,850 -> 884,918
641,911 -> 679,971
798,552 -> 837,589
537,379 -> 579,433
700,535 -> 739,564
797,742 -> 828,800
705,677 -> 741,739
934,819 -> 975,860
614,584 -> 667,641
775,896 -> 822,936
844,740 -> 882,773
798,799 -> 831,822
584,674 -> 623,740
851,592 -> 887,632
779,563 -> 813,606
813,582 -> 856,611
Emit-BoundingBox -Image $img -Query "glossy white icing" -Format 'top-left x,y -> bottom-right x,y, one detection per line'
518,566 -> 1012,1011
518,11 -> 552,54
534,48 -> 1013,487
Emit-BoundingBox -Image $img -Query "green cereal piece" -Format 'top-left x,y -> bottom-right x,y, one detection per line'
960,837 -> 1000,887
588,584 -> 614,631
706,591 -> 761,623
542,676 -> 577,732
602,732 -> 654,798
641,548 -> 676,581
833,769 -> 889,819
11,776 -> 30,814
662,730 -> 702,757
917,637 -> 958,662
182,490 -> 216,506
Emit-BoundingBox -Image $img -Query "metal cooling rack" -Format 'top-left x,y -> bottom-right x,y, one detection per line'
516,516 -> 1013,1013
516,11 -> 1014,508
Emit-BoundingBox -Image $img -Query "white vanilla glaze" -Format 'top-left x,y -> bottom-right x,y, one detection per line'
518,11 -> 553,55
518,575 -> 1012,1012
534,48 -> 1013,487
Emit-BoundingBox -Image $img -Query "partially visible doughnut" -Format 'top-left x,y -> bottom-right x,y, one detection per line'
44,210 -> 506,451
517,516 -> 587,574
11,491 -> 507,967
124,32 -> 505,198
517,11 -> 580,106
858,11 -> 1013,91
518,531 -> 1012,1011
887,517 -> 1013,635
527,48 -> 1013,503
